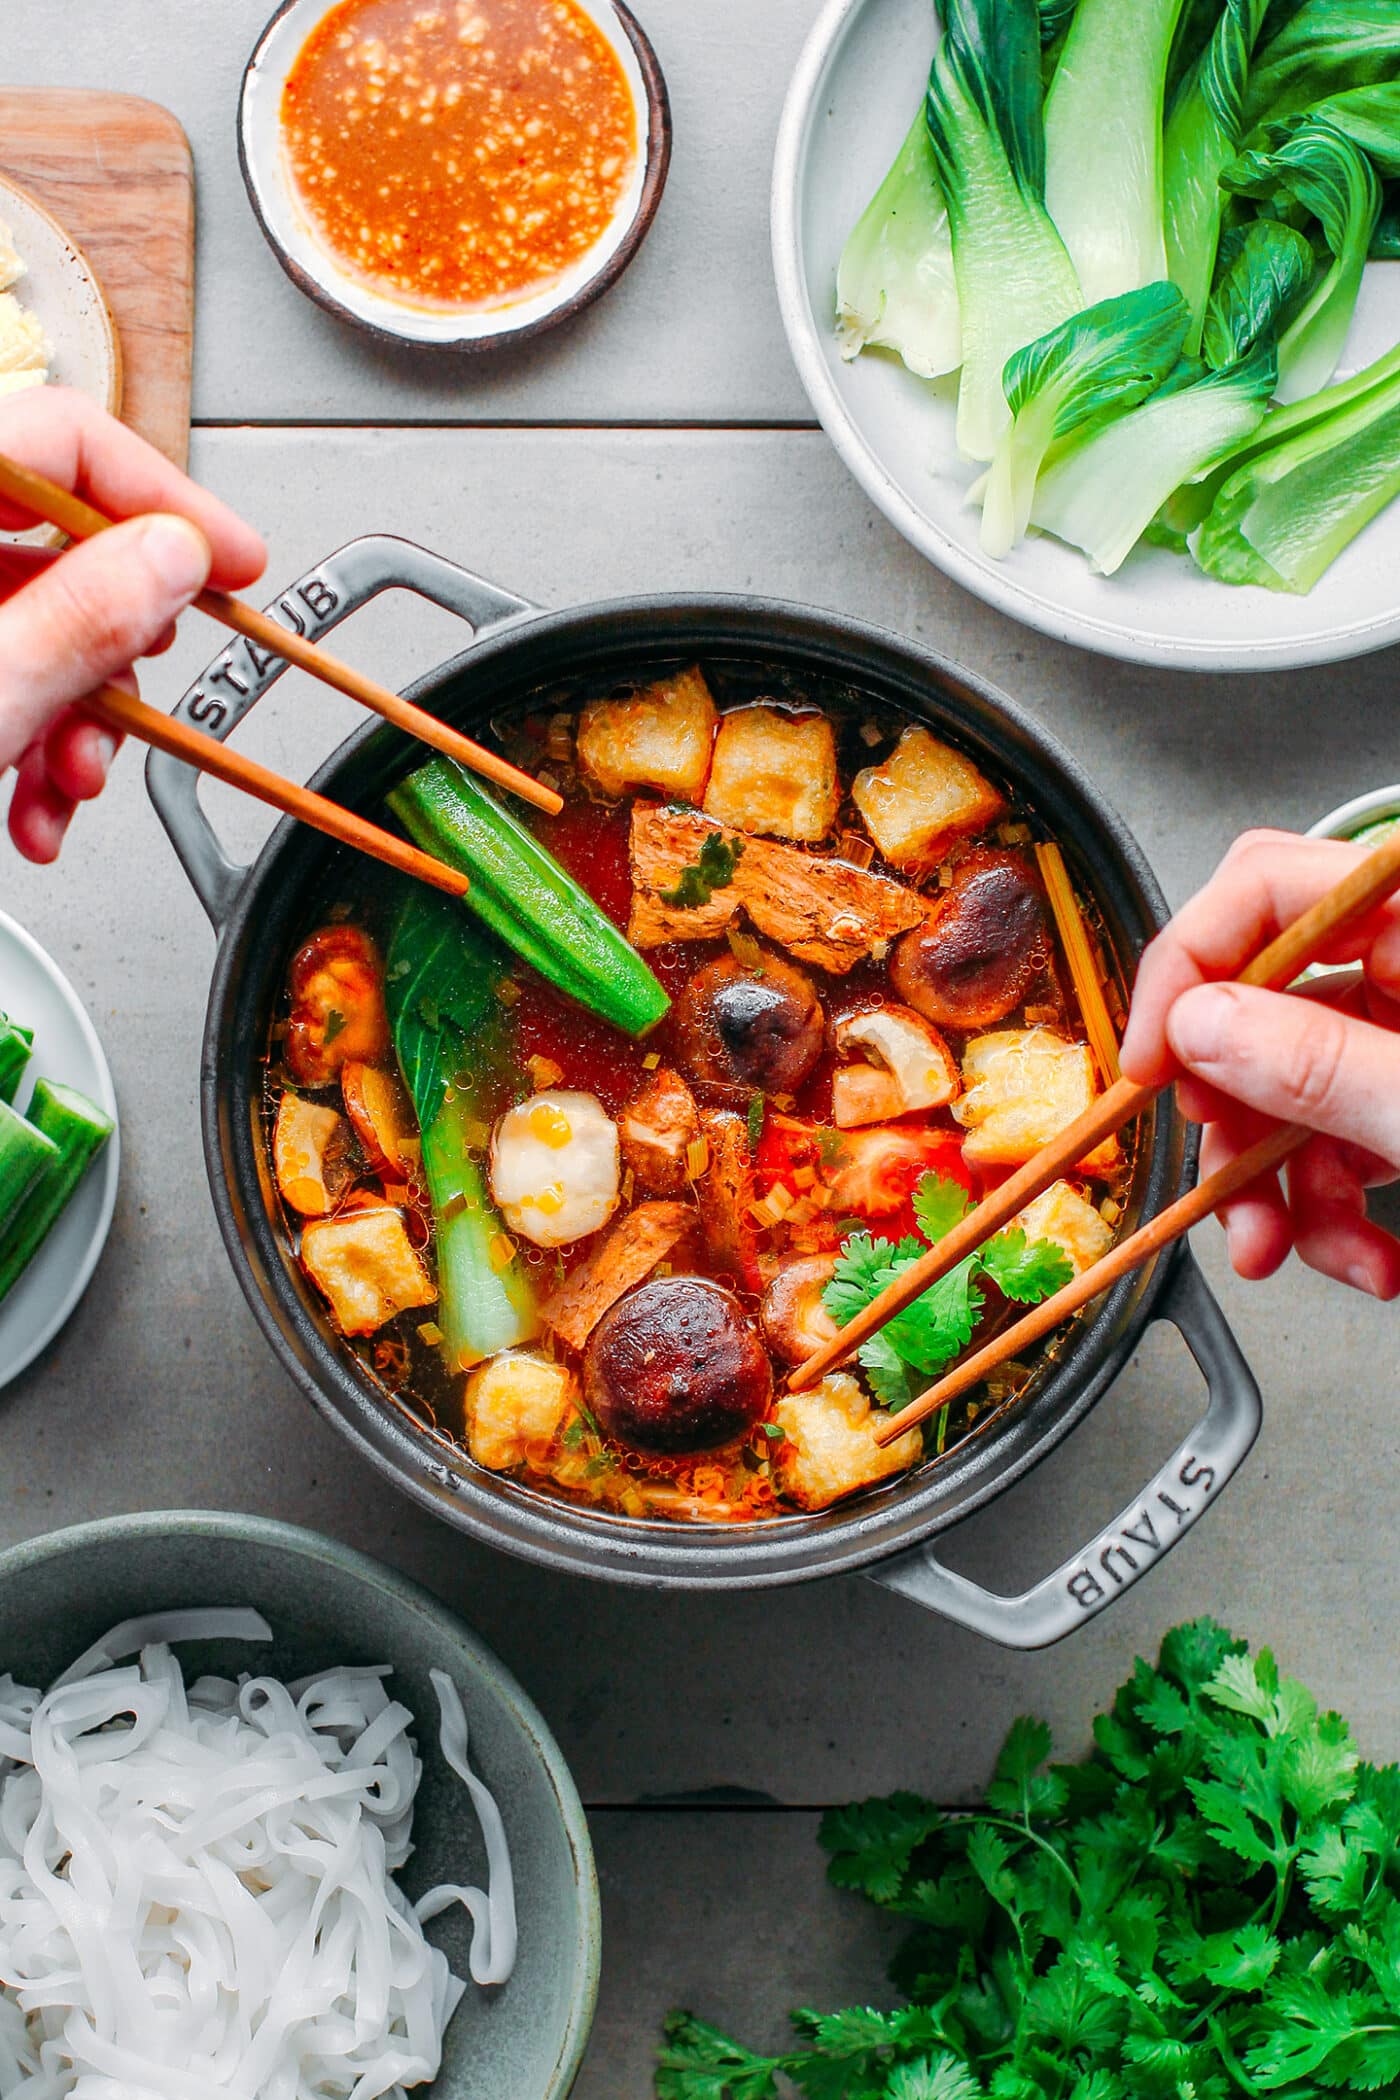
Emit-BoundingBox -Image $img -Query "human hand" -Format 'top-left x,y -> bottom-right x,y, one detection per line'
0,387 -> 265,862
1120,828 -> 1400,1300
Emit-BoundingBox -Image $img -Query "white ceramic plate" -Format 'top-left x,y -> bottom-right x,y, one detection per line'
0,173 -> 122,549
0,911 -> 119,1390
772,0 -> 1400,672
239,0 -> 670,350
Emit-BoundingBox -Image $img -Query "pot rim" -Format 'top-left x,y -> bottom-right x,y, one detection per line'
197,589 -> 1191,1588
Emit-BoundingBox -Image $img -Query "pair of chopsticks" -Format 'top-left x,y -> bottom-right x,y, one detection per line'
0,453 -> 562,895
788,831 -> 1400,1444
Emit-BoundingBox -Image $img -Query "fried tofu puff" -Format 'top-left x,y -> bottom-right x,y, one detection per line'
1015,1181 -> 1114,1275
576,665 -> 717,803
702,706 -> 841,843
464,1352 -> 578,1473
773,1373 -> 922,1510
852,726 -> 1004,875
953,1029 -> 1119,1175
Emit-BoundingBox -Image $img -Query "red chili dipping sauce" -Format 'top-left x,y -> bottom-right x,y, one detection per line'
282,0 -> 639,309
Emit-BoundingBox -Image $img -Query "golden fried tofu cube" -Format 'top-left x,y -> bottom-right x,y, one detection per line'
576,666 -> 717,803
953,1029 -> 1119,1175
852,726 -> 1005,873
300,1206 -> 436,1337
465,1351 -> 578,1473
1016,1180 -> 1114,1275
702,706 -> 840,843
772,1373 -> 921,1511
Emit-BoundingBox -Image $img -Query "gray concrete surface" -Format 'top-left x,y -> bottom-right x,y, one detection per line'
1,9 -> 1399,2091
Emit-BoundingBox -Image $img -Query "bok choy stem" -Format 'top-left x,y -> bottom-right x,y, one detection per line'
924,0 -> 1082,461
1163,0 -> 1273,351
1044,0 -> 1190,304
836,108 -> 961,379
386,890 -> 537,1371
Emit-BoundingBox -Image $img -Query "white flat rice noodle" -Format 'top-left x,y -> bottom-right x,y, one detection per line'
0,1611 -> 517,2097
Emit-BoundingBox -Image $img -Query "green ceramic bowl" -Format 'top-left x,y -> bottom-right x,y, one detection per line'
0,1510 -> 600,2098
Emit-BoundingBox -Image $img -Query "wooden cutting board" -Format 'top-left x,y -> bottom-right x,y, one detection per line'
0,90 -> 195,466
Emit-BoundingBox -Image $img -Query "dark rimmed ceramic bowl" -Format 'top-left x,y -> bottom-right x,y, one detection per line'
239,0 -> 671,350
0,1510 -> 600,2098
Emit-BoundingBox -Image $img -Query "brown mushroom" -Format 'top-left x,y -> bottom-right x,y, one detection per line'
892,850 -> 1050,1031
672,948 -> 824,1096
760,1254 -> 840,1367
583,1275 -> 773,1454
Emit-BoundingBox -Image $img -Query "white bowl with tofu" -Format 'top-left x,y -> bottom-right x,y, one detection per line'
149,534 -> 1260,1648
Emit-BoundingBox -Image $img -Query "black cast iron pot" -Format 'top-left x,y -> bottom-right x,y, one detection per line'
148,535 -> 1261,1648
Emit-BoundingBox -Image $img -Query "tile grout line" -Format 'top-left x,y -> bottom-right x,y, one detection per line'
190,418 -> 825,435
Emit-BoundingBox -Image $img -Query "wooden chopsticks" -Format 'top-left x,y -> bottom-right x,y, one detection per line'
792,824 -> 1400,1397
873,1122 -> 1307,1445
0,452 -> 563,818
85,681 -> 470,898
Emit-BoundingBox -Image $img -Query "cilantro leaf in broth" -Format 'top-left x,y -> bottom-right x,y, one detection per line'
821,1173 -> 1068,1411
979,1229 -> 1073,1303
913,1172 -> 974,1244
660,829 -> 745,909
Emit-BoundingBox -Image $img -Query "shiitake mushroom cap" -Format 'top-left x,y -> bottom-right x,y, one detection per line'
583,1274 -> 774,1454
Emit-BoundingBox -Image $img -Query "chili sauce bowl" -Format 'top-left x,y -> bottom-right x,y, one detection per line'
239,0 -> 671,351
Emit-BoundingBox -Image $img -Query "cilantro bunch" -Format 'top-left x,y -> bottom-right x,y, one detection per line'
823,1172 -> 1073,1413
659,1619 -> 1400,2100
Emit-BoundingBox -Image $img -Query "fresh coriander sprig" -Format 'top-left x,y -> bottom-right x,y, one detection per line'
820,1171 -> 1073,1412
659,1620 -> 1400,2100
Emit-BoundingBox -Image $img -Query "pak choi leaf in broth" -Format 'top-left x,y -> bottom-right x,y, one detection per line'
922,0 -> 1083,461
836,107 -> 962,380
386,890 -> 537,1370
981,281 -> 1190,556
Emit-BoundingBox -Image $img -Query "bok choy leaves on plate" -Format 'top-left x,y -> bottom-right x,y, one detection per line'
1044,0 -> 1187,304
836,108 -> 961,379
1222,114 -> 1382,400
923,0 -> 1082,460
836,0 -> 1400,593
1163,0 -> 1273,347
1193,339 -> 1400,587
1032,340 -> 1277,572
981,282 -> 1190,555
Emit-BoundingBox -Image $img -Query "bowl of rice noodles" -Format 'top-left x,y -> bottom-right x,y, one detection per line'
0,1508 -> 599,2099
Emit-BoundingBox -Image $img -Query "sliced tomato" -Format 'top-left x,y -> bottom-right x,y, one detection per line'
753,1112 -> 824,1200
285,926 -> 390,1087
825,1126 -> 972,1243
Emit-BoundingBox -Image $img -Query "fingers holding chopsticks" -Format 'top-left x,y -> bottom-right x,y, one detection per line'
1121,829 -> 1400,1089
0,391 -> 266,862
1122,829 -> 1400,1298
0,387 -> 266,585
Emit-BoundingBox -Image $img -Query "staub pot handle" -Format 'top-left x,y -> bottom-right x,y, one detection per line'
868,1247 -> 1261,1648
146,534 -> 535,929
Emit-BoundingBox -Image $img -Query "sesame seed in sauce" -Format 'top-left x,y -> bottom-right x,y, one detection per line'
282,0 -> 637,308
